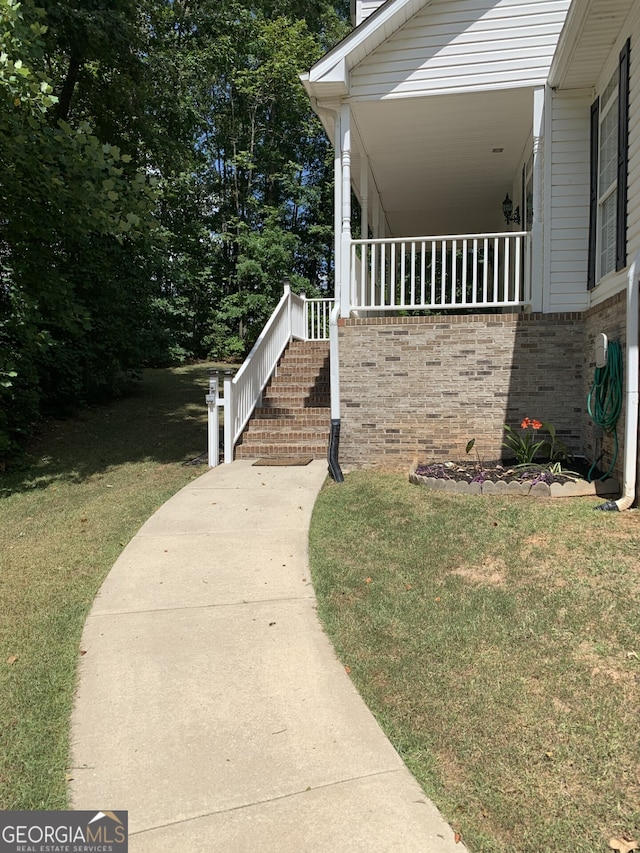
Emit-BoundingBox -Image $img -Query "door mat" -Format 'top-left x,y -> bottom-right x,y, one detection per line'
253,456 -> 313,466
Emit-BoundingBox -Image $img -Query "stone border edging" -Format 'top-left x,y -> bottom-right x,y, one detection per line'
409,471 -> 620,498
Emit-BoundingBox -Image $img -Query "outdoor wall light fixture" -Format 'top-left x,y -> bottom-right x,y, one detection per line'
502,193 -> 520,225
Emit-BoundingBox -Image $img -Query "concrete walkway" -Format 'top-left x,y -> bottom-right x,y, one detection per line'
71,460 -> 468,852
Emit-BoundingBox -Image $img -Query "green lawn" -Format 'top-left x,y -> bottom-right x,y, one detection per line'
0,365 -> 213,809
3,374 -> 639,853
309,471 -> 640,853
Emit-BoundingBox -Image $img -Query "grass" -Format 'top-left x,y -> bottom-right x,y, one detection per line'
309,471 -> 640,853
0,364 -> 215,809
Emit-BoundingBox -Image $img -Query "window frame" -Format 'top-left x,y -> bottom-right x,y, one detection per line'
588,39 -> 630,290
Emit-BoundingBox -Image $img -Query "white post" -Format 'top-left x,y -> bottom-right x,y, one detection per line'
283,276 -> 292,341
206,370 -> 220,467
334,111 -> 342,314
360,158 -> 370,309
223,370 -> 234,464
531,86 -> 545,312
340,103 -> 352,319
299,290 -> 307,340
360,156 -> 369,240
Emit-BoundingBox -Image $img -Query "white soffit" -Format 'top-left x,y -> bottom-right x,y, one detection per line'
550,0 -> 634,89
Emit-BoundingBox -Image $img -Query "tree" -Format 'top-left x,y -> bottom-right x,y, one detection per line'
0,0 -> 350,459
0,0 -> 159,454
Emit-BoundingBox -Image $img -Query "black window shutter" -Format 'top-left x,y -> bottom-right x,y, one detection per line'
588,97 -> 599,289
616,38 -> 630,271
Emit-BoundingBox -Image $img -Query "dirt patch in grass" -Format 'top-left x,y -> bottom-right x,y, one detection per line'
450,557 -> 508,587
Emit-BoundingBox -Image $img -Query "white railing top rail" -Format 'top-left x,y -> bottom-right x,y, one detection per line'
351,231 -> 529,244
223,285 -> 329,463
231,288 -> 290,391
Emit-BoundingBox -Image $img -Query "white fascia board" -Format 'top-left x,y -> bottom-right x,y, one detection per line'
307,0 -> 428,86
548,0 -> 594,89
308,57 -> 349,95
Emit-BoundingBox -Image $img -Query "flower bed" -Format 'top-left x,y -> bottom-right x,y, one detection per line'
410,460 -> 619,498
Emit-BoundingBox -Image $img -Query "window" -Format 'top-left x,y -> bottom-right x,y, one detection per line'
588,39 -> 630,288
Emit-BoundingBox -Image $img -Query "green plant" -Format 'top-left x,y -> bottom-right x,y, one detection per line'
465,437 -> 483,472
503,417 -> 571,465
544,420 -> 572,464
503,418 -> 545,463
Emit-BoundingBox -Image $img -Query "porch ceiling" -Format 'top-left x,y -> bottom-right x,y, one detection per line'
351,87 -> 534,237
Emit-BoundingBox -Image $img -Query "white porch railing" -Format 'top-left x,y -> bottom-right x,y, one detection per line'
306,297 -> 333,340
206,286 -> 331,466
351,232 -> 530,311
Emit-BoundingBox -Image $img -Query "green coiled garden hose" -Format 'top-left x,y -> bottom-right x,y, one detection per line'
587,339 -> 623,481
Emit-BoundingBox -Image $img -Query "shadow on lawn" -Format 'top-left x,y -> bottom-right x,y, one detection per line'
0,364 -> 226,497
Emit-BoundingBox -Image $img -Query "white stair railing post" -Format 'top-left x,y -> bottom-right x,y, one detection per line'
300,291 -> 307,340
283,277 -> 292,341
206,370 -> 220,468
223,370 -> 234,464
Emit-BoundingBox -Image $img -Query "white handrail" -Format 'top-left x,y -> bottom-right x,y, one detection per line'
216,286 -> 330,465
224,285 -> 303,463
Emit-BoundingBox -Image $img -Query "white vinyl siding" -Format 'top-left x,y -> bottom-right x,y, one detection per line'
549,4 -> 640,311
350,0 -> 571,100
548,90 -> 591,311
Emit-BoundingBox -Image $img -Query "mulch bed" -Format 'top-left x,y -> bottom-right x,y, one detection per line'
413,458 -> 601,487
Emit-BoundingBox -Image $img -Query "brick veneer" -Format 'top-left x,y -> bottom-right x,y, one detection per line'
583,292 -> 627,486
338,312 -> 586,469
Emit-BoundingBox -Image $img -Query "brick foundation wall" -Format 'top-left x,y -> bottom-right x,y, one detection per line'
338,313 -> 585,470
584,292 -> 627,486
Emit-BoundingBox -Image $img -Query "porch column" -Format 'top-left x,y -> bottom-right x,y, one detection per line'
334,111 -> 342,309
372,195 -> 380,238
360,156 -> 370,306
340,103 -> 352,318
360,155 -> 369,240
531,86 -> 545,313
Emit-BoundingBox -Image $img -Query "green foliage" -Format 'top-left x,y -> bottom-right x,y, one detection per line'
503,418 -> 571,465
0,0 -> 349,462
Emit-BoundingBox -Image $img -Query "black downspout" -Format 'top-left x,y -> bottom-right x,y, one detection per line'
328,418 -> 344,482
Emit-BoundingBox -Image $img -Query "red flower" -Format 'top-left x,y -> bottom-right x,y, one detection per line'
531,419 -> 543,430
521,417 -> 531,429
